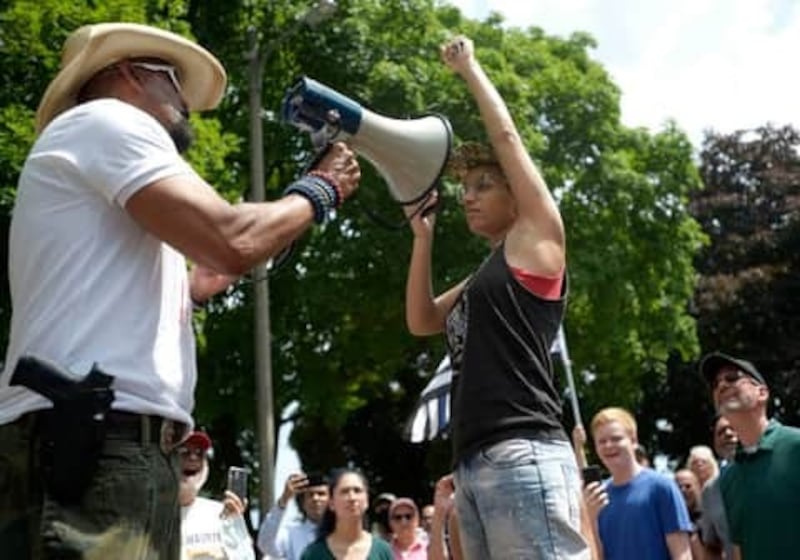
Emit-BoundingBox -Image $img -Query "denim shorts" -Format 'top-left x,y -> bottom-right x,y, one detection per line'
0,414 -> 181,559
454,437 -> 589,560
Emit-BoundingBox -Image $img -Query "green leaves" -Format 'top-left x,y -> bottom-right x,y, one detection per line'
0,0 -> 711,493
563,124 -> 705,408
693,125 -> 800,424
184,115 -> 242,201
0,104 -> 34,208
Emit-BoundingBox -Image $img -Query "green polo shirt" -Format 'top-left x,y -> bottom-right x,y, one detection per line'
720,419 -> 800,558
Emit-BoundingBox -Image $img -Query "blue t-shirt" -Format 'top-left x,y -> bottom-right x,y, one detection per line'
598,468 -> 692,560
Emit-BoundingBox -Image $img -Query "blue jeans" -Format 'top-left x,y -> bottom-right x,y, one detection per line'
454,438 -> 589,560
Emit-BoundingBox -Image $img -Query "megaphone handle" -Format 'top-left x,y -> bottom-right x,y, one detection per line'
419,191 -> 442,218
303,143 -> 333,175
353,189 -> 439,231
405,189 -> 440,219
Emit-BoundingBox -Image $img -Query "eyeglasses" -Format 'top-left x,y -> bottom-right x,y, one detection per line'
459,172 -> 499,200
712,369 -> 747,390
130,61 -> 182,94
391,513 -> 414,522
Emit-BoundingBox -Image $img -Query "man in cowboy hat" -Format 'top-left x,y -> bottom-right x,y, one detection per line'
700,352 -> 800,559
0,22 -> 360,559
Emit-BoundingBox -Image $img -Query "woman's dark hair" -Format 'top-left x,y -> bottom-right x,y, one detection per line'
317,468 -> 369,540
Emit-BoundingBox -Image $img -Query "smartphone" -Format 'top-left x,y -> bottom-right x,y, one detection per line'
227,466 -> 249,501
582,465 -> 604,486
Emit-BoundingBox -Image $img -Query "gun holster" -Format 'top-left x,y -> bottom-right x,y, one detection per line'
38,394 -> 112,504
11,357 -> 114,504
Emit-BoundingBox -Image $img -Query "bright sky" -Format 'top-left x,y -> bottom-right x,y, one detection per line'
447,0 -> 800,147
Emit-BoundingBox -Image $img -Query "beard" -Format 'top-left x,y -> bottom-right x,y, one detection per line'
179,460 -> 209,506
168,111 -> 194,154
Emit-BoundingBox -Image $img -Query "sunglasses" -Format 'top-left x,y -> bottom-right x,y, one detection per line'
391,513 -> 415,522
712,369 -> 748,390
130,61 -> 182,94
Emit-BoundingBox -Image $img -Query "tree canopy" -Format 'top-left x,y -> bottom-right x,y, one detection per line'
693,125 -> 800,425
0,0 -> 707,506
635,124 -> 800,465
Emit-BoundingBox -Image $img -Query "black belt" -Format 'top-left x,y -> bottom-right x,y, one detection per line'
104,410 -> 188,451
9,410 -> 187,452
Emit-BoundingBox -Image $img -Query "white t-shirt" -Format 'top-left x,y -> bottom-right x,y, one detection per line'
0,98 -> 198,425
182,496 -> 255,560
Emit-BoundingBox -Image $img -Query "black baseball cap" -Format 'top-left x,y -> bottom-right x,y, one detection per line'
306,472 -> 329,487
699,352 -> 766,387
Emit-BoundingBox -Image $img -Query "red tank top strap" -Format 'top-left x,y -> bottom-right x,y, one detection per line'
509,265 -> 564,300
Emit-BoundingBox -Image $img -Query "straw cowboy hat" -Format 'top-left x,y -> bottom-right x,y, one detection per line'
35,22 -> 227,134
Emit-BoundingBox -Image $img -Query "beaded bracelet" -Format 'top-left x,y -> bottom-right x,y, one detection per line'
308,169 -> 344,208
283,176 -> 332,224
304,174 -> 339,209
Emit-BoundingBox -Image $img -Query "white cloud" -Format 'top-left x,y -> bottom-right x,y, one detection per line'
446,0 -> 800,146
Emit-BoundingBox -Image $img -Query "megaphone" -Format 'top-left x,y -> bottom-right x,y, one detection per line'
282,76 -> 452,205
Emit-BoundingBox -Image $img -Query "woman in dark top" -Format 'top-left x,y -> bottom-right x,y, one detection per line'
404,35 -> 588,560
301,469 -> 392,560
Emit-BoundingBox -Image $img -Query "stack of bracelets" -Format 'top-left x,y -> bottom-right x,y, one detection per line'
283,169 -> 344,224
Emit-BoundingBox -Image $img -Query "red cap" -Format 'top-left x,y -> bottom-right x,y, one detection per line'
184,431 -> 212,451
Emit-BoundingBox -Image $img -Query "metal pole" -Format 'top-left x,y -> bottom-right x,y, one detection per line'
245,0 -> 337,515
556,325 -> 583,427
247,28 -> 275,513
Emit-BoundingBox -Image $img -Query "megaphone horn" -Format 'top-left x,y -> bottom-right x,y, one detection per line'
282,76 -> 453,205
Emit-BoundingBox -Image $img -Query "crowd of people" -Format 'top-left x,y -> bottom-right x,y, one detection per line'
0,17 -> 798,560
252,469 -> 450,560
255,347 -> 800,560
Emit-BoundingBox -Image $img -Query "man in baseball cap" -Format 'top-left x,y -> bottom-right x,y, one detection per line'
699,351 -> 800,558
178,431 -> 254,560
699,352 -> 766,389
371,492 -> 397,542
0,21 -> 359,559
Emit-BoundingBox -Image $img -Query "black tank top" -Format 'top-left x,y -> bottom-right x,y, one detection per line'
445,246 -> 568,464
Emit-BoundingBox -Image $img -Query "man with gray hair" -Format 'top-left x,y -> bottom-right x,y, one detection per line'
700,351 -> 800,559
